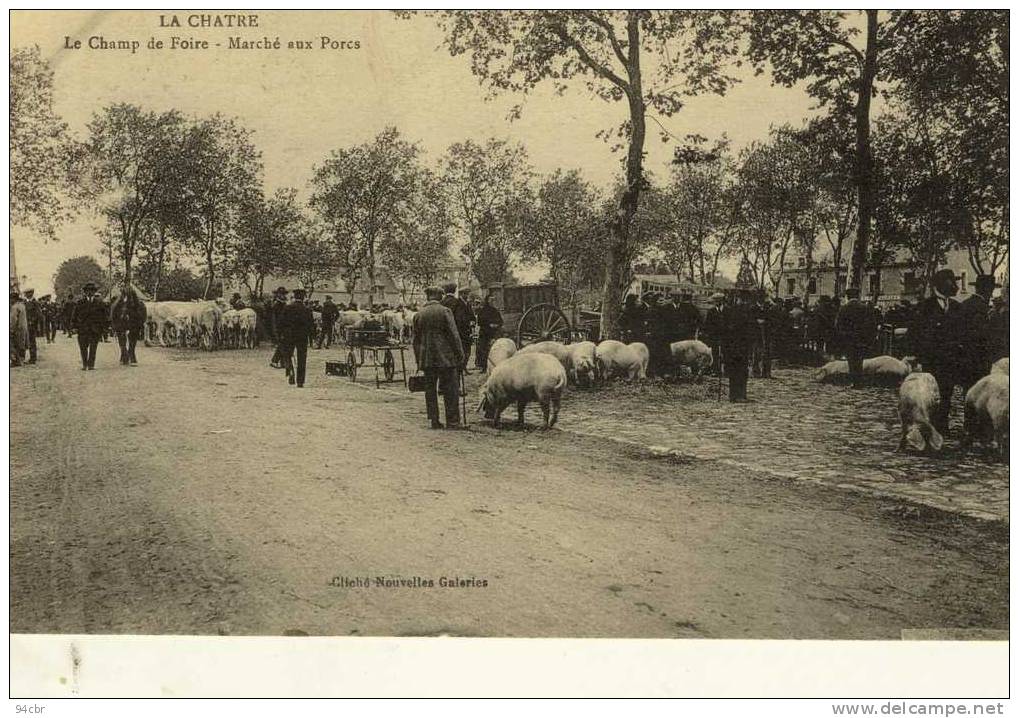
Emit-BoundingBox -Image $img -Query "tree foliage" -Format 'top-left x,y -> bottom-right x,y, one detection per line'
52,255 -> 106,299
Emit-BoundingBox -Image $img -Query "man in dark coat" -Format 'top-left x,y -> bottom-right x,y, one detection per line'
62,293 -> 76,336
955,274 -> 999,391
720,289 -> 759,402
110,285 -> 147,366
278,288 -> 315,387
316,295 -> 340,349
674,291 -> 701,342
646,293 -> 674,379
414,286 -> 465,429
269,287 -> 288,368
987,295 -> 1009,363
835,287 -> 879,386
701,293 -> 725,375
73,282 -> 107,370
23,289 -> 40,364
618,294 -> 647,344
440,282 -> 474,371
229,292 -> 246,310
910,268 -> 964,435
474,294 -> 503,371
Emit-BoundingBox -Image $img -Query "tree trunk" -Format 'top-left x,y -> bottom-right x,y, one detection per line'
152,225 -> 167,301
849,9 -> 879,291
599,22 -> 645,341
203,217 -> 216,299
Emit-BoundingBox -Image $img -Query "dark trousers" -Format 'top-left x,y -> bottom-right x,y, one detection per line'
423,366 -> 460,425
476,334 -> 495,370
461,339 -> 473,370
77,332 -> 100,368
847,346 -> 865,385
27,330 -> 37,363
725,350 -> 749,402
116,327 -> 142,364
316,322 -> 335,349
926,364 -> 959,436
282,341 -> 308,386
648,337 -> 671,378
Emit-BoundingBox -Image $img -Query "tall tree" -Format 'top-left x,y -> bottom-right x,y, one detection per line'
10,46 -> 76,240
439,138 -> 531,288
232,188 -> 303,299
413,10 -> 742,338
310,127 -> 433,308
746,9 -> 914,291
182,114 -> 262,298
382,170 -> 453,303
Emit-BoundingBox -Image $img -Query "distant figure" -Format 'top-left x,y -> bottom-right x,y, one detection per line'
110,285 -> 147,366
720,289 -> 758,402
441,282 -> 474,371
317,295 -> 339,349
10,292 -> 28,366
413,286 -> 465,430
474,293 -> 503,371
987,295 -> 1009,363
73,282 -> 107,370
279,288 -> 315,388
910,269 -> 963,435
701,293 -> 725,375
955,274 -> 999,392
619,294 -> 647,344
269,287 -> 288,368
835,287 -> 878,386
22,289 -> 41,364
229,292 -> 246,311
674,291 -> 701,341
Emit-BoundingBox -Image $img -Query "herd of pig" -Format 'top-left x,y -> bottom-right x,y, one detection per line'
478,336 -> 1009,461
476,337 -> 712,429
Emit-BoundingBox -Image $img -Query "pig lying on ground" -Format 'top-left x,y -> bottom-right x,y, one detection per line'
595,340 -> 648,382
566,341 -> 598,386
816,355 -> 912,387
991,357 -> 1009,376
897,373 -> 944,453
486,337 -> 517,373
670,339 -> 713,381
517,340 -> 571,369
963,373 -> 1009,460
477,352 -> 567,429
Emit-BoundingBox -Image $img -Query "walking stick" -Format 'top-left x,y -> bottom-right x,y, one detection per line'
459,368 -> 469,428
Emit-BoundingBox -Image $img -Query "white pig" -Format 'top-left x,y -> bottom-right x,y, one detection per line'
670,339 -> 713,380
898,372 -> 944,453
991,357 -> 1009,376
477,352 -> 567,429
486,337 -> 517,373
565,341 -> 598,386
595,340 -> 647,382
963,373 -> 1009,459
516,340 -> 571,370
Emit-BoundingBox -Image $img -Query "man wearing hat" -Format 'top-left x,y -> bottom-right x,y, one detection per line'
73,282 -> 108,370
987,294 -> 1009,364
835,286 -> 878,386
22,289 -> 41,364
278,288 -> 315,387
674,291 -> 702,344
719,288 -> 758,402
269,287 -> 289,368
316,294 -> 340,349
440,282 -> 474,371
618,293 -> 646,344
956,274 -> 1000,391
702,293 -> 725,375
413,286 -> 465,429
10,291 -> 28,366
39,294 -> 57,343
910,268 -> 963,434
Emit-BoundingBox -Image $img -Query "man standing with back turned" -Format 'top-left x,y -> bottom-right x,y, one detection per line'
413,286 -> 465,430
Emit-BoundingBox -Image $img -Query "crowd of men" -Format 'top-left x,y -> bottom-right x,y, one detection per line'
614,273 -> 1008,404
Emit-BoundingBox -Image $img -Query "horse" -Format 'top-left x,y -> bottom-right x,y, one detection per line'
111,286 -> 148,365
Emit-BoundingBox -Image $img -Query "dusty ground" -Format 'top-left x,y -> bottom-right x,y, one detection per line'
9,338 -> 1009,638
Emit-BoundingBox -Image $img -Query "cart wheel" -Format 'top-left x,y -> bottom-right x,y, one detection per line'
382,349 -> 395,381
347,351 -> 358,382
517,303 -> 573,347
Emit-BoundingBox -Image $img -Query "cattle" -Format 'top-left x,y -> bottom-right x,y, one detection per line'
897,373 -> 944,453
670,339 -> 713,381
595,340 -> 648,382
486,337 -> 517,373
963,373 -> 1009,460
237,308 -> 258,348
477,352 -> 567,429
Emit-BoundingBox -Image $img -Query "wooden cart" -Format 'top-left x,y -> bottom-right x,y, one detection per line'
486,282 -> 595,347
325,328 -> 409,388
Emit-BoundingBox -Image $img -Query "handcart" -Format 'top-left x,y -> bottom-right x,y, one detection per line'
325,327 -> 409,388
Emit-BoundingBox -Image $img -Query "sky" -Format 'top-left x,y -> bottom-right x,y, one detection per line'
11,10 -> 821,295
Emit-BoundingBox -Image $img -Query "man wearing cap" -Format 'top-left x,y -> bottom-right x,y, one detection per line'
413,286 -> 465,429
316,295 -> 340,349
474,293 -> 503,371
278,288 -> 315,387
720,289 -> 758,402
73,282 -> 107,370
440,282 -> 474,372
835,286 -> 878,386
269,287 -> 288,368
956,274 -> 1000,390
910,268 -> 964,434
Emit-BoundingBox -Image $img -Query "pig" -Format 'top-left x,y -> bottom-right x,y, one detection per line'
963,373 -> 1009,460
565,341 -> 598,386
670,339 -> 713,381
516,340 -> 571,370
897,372 -> 944,453
595,340 -> 647,382
991,357 -> 1009,376
485,337 -> 517,373
816,355 -> 911,387
477,352 -> 567,429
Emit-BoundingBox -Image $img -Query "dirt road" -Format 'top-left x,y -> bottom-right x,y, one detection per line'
9,339 -> 1009,638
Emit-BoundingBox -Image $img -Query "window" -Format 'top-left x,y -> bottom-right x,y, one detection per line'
902,272 -> 920,295
786,277 -> 796,295
869,273 -> 881,295
807,277 -> 818,295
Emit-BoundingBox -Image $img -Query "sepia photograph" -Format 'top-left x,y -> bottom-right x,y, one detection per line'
8,8 -> 1009,698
